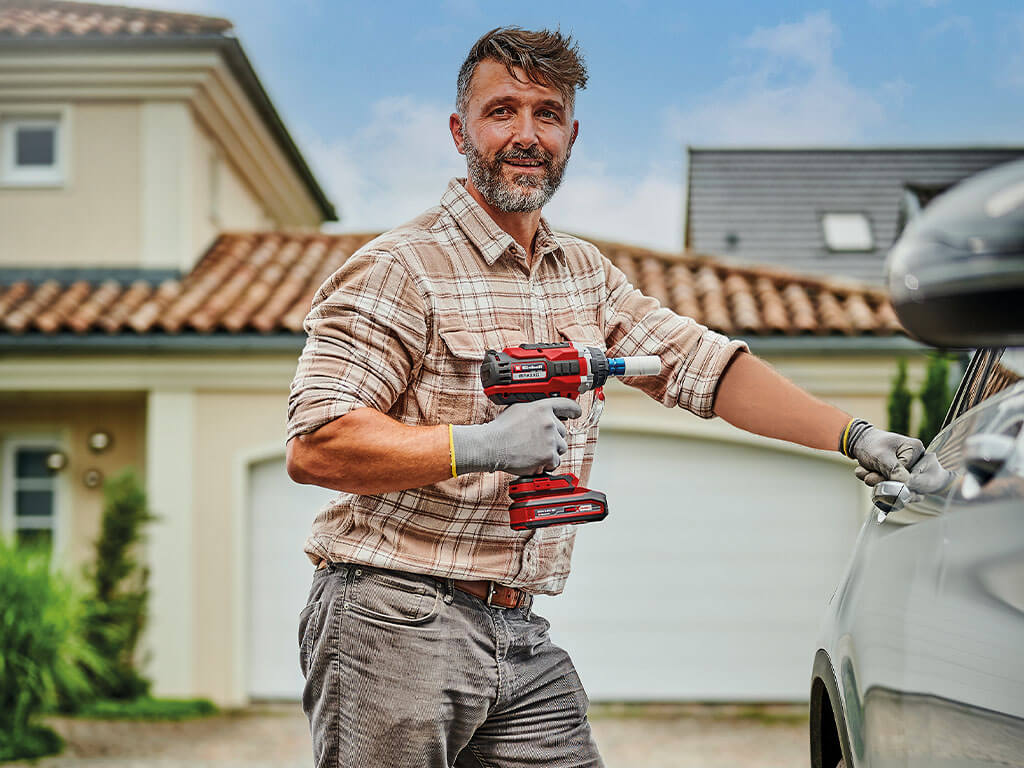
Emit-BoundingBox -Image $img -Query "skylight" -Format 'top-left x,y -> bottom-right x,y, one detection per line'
821,213 -> 874,252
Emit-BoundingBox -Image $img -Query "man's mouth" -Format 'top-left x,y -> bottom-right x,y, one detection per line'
503,159 -> 545,168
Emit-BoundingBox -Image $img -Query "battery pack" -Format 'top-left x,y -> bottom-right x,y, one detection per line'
508,473 -> 609,530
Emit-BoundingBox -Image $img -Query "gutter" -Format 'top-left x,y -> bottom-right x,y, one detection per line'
0,332 -> 305,354
743,335 -> 930,355
0,332 -> 928,356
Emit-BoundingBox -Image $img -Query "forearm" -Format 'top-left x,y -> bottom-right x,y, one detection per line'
712,351 -> 849,452
287,408 -> 451,495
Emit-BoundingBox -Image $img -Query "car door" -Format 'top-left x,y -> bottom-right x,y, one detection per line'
925,347 -> 1024,766
842,426 -> 955,768
829,391 -> 963,767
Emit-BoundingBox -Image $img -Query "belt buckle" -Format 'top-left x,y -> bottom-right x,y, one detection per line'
486,581 -> 497,607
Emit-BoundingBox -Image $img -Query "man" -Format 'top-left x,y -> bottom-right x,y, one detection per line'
287,27 -> 922,768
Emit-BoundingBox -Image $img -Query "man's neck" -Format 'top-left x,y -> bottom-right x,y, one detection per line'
465,179 -> 542,261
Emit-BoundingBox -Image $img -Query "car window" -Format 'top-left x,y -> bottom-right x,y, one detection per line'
946,349 -> 991,425
977,348 -> 1024,404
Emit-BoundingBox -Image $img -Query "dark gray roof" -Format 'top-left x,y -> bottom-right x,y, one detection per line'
685,147 -> 1024,284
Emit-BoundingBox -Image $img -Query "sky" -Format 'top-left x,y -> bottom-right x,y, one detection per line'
100,0 -> 1024,250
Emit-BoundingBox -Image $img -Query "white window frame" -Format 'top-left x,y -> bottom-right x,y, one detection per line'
821,211 -> 875,253
1,435 -> 68,557
0,105 -> 71,188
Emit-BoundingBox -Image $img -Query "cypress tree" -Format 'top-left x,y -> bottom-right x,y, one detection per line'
918,353 -> 953,446
887,358 -> 913,436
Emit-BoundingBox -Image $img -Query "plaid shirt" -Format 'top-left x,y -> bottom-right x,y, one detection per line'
287,179 -> 747,595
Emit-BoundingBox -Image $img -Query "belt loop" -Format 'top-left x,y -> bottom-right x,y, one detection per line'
443,578 -> 454,604
486,581 -> 496,608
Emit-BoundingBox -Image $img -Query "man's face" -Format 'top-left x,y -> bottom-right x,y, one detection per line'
452,59 -> 579,213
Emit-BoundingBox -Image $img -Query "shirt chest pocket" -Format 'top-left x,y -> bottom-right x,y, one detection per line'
434,324 -> 528,425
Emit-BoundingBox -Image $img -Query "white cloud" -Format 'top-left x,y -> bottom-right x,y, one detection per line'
302,97 -> 683,250
670,11 -> 892,145
545,151 -> 682,250
300,98 -> 464,233
924,14 -> 974,42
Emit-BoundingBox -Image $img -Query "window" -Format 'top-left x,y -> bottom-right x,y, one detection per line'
821,213 -> 874,252
896,183 -> 951,239
948,348 -> 1024,425
2,441 -> 60,551
1,116 -> 63,185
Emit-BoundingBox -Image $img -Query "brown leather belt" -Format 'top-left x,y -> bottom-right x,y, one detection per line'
315,561 -> 528,610
453,580 -> 530,609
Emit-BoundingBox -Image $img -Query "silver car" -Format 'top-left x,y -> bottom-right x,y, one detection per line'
810,160 -> 1024,768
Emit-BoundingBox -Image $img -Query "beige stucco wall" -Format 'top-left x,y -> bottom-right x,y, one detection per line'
190,118 -> 276,261
0,393 -> 147,567
0,98 -> 307,271
191,389 -> 289,704
0,102 -> 142,267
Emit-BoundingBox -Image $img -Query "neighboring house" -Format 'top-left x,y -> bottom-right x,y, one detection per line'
2,1 -> 933,706
685,147 -> 1024,283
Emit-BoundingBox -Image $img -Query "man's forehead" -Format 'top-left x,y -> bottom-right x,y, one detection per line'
468,59 -> 566,107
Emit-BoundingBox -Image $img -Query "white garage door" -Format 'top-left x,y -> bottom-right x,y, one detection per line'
531,429 -> 864,701
247,457 -> 338,700
246,433 -> 864,701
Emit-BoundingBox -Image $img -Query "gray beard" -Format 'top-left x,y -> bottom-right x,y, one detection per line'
463,136 -> 570,213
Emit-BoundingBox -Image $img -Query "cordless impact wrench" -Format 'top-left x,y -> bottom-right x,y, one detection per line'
480,342 -> 660,530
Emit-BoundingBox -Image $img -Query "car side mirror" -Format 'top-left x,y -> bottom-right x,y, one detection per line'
872,480 -> 911,523
964,434 -> 1015,486
961,433 -> 1016,499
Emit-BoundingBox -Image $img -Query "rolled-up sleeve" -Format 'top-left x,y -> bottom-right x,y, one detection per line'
287,249 -> 428,440
601,255 -> 747,418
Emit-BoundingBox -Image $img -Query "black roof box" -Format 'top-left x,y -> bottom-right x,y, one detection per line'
887,158 -> 1024,348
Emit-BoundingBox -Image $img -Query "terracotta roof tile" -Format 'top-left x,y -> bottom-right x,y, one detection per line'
755,277 -> 790,333
695,265 -> 732,335
5,280 -> 61,333
98,280 -> 149,333
0,0 -> 232,39
0,231 -> 908,340
782,283 -> 818,333
35,279 -> 90,333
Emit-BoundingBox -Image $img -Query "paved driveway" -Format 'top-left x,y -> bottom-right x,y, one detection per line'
15,703 -> 808,768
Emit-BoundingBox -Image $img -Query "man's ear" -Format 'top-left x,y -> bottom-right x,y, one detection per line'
569,119 -> 579,150
450,113 -> 466,155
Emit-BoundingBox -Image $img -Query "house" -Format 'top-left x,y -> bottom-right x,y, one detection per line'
685,147 -> 1024,283
2,0 -> 932,705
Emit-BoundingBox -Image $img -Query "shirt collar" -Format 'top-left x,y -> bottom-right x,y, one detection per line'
440,178 -> 566,267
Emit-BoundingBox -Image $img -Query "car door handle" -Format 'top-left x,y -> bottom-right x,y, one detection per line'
872,480 -> 911,523
964,433 -> 1015,486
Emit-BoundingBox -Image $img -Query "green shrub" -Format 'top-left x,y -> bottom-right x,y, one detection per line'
887,358 -> 913,435
0,539 -> 107,761
76,695 -> 217,721
918,353 -> 954,446
81,470 -> 155,701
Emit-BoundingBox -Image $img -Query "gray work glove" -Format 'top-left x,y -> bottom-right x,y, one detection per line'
452,398 -> 582,476
842,419 -> 925,486
855,452 -> 956,494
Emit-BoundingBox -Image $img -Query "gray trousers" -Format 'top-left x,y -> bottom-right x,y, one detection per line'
298,562 -> 603,767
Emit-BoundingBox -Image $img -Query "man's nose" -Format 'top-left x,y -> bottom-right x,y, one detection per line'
510,113 -> 539,148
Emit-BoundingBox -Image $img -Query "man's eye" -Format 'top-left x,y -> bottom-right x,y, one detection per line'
492,107 -> 510,116
539,110 -> 558,119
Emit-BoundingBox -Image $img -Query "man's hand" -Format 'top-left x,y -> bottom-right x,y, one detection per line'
452,398 -> 582,476
846,422 -> 925,486
855,452 -> 956,494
